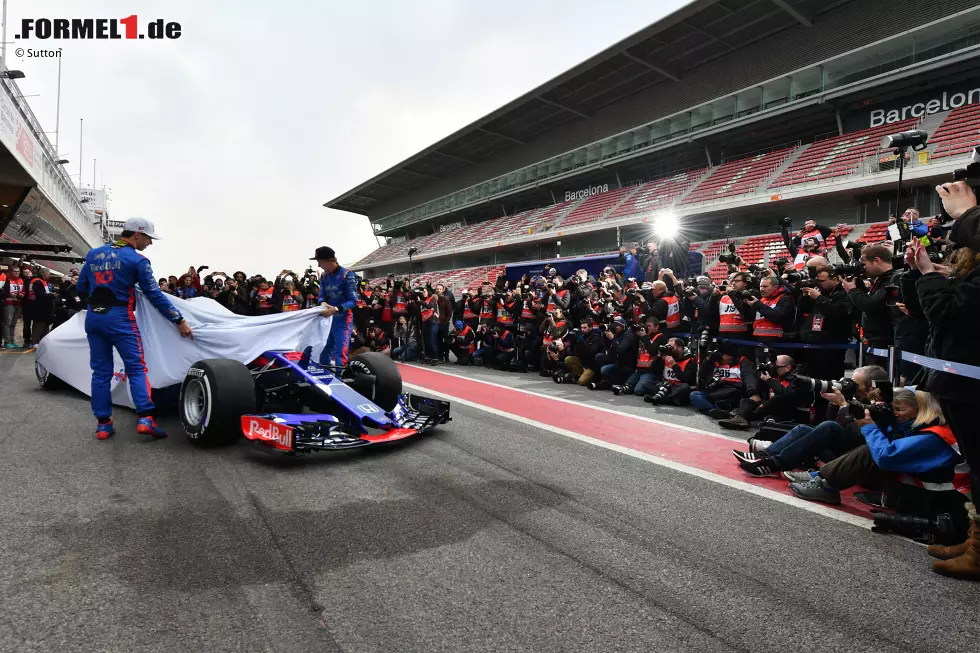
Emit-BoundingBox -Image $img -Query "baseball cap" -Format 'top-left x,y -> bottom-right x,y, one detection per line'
311,246 -> 336,261
124,217 -> 160,239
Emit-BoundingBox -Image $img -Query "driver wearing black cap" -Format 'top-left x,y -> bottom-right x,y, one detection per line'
312,246 -> 359,366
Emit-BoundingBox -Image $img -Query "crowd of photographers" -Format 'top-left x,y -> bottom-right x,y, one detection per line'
344,182 -> 979,579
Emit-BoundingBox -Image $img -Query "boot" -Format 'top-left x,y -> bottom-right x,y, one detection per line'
932,503 -> 980,580
928,504 -> 974,560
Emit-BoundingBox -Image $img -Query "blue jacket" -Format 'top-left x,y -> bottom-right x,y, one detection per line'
909,219 -> 929,238
861,421 -> 959,474
318,266 -> 358,313
623,252 -> 641,281
76,241 -> 183,323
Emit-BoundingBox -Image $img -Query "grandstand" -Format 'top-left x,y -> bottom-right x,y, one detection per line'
326,0 -> 980,283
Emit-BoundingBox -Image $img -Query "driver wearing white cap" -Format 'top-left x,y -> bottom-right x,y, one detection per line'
76,217 -> 193,440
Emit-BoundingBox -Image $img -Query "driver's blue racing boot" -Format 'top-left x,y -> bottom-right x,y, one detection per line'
136,417 -> 168,439
96,421 -> 116,440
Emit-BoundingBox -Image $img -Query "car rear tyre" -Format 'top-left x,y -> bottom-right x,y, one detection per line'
35,360 -> 65,390
179,359 -> 256,445
343,352 -> 402,411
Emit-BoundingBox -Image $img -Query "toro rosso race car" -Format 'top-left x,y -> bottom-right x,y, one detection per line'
178,351 -> 451,453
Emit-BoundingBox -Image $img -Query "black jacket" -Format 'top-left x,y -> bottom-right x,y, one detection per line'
799,285 -> 852,343
847,269 -> 901,346
607,327 -> 638,371
914,266 -> 980,402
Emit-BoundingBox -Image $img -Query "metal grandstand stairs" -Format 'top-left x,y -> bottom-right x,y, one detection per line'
671,167 -> 715,204
549,195 -> 591,230
919,109 -> 952,143
599,184 -> 644,221
760,144 -> 810,193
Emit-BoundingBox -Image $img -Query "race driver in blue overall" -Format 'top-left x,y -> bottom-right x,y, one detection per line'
76,218 -> 194,440
312,246 -> 358,366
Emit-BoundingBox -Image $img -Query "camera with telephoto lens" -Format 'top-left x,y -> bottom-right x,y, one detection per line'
731,289 -> 758,302
784,271 -> 803,285
872,511 -> 959,545
657,343 -> 673,356
798,279 -> 820,289
553,371 -> 576,384
792,375 -> 858,399
718,242 -> 739,265
832,262 -> 864,279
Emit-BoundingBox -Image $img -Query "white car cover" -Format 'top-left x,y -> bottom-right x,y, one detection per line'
36,293 -> 333,409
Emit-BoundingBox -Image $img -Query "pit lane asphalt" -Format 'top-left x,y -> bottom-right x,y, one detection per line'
1,351 -> 977,653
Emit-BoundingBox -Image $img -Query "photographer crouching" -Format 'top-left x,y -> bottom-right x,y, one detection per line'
730,364 -> 888,474
610,316 -> 668,397
716,354 -> 810,430
588,316 -> 637,391
642,337 -> 697,406
689,342 -> 757,416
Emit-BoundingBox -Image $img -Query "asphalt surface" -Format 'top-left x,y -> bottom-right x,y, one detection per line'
1,350 -> 978,653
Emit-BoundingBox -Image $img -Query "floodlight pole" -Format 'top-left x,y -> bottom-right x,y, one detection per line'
891,145 -> 909,257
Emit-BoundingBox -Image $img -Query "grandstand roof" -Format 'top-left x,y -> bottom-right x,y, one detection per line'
325,0 -> 848,216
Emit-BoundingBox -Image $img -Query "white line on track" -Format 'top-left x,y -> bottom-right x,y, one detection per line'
403,380 -> 876,531
399,363 -> 749,444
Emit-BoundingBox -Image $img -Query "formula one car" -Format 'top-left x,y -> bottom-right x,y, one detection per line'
177,350 -> 451,453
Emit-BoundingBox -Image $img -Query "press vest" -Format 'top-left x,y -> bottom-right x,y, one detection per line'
256,287 -> 274,309
662,356 -> 692,384
719,294 -> 748,333
4,278 -> 25,306
898,425 -> 972,497
281,291 -> 302,312
496,301 -> 515,326
753,292 -> 786,338
663,295 -> 681,329
455,326 -> 476,354
28,279 -> 51,302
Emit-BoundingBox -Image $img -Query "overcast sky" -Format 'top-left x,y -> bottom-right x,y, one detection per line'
8,0 -> 686,276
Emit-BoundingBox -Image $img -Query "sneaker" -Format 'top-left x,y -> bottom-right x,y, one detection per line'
718,414 -> 750,430
789,476 -> 841,505
748,438 -> 773,453
136,417 -> 168,439
4,342 -> 17,349
782,470 -> 816,483
732,450 -> 766,463
738,457 -> 782,478
588,382 -> 599,391
96,421 -> 115,440
708,408 -> 734,420
611,385 -> 628,396
644,393 -> 662,404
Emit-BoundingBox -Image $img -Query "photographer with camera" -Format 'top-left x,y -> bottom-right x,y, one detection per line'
556,318 -> 605,385
589,315 -> 637,391
743,276 -> 796,344
646,274 -> 684,335
489,325 -> 517,369
684,276 -> 720,341
716,354 -> 810,430
798,266 -> 852,384
689,342 -> 757,415
610,316 -> 668,396
539,307 -> 570,377
781,218 -> 830,271
899,179 -> 980,580
390,315 -> 420,362
457,288 -> 479,331
388,278 -> 412,324
842,243 -> 900,365
731,364 -> 888,473
718,272 -> 754,339
451,319 -> 476,365
788,390 -> 968,519
642,337 -> 697,405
